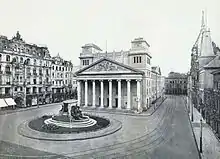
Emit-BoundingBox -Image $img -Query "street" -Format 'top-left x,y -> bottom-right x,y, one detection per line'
0,96 -> 200,159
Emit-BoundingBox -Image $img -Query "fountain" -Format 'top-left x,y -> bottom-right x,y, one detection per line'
44,100 -> 97,128
18,99 -> 122,141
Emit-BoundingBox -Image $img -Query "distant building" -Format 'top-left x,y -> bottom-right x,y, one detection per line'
0,31 -> 76,107
165,72 -> 187,95
75,37 -> 164,112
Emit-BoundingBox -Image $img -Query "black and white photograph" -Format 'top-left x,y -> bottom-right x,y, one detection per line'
0,0 -> 220,158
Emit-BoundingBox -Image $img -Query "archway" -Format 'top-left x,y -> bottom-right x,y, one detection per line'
14,97 -> 23,107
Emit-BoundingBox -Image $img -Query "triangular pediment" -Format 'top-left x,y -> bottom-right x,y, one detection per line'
76,58 -> 143,75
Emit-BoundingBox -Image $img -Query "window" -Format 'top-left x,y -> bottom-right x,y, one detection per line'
133,56 -> 142,63
52,66 -> 54,70
39,77 -> 42,84
34,59 -> 36,65
33,79 -> 37,85
218,82 -> 220,89
6,55 -> 10,62
20,87 -> 23,91
5,65 -> 10,72
83,60 -> 89,65
147,57 -> 150,64
20,57 -> 23,63
0,54 -> 1,61
14,87 -> 17,91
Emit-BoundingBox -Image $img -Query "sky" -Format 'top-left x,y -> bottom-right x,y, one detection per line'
0,0 -> 220,76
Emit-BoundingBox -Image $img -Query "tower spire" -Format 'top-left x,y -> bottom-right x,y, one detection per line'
201,10 -> 205,28
201,10 -> 208,30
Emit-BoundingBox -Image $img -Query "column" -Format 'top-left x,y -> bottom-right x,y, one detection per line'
100,80 -> 104,108
109,80 -> 112,108
137,79 -> 141,110
92,80 -> 96,107
118,79 -> 121,109
127,79 -> 131,110
77,80 -> 81,106
85,80 -> 88,107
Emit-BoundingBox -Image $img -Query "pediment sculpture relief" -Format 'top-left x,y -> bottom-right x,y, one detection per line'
86,61 -> 128,72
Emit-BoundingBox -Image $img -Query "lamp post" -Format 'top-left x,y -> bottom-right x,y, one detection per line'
200,119 -> 203,153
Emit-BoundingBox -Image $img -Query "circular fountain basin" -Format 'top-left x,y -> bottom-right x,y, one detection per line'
44,115 -> 97,128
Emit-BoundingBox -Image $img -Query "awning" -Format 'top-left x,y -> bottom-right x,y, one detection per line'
4,98 -> 16,106
0,99 -> 8,108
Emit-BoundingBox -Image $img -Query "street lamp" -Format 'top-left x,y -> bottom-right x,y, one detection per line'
200,119 -> 203,153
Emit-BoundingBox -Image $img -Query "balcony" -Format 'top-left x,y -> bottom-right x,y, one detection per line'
27,72 -> 31,76
5,71 -> 11,74
0,94 -> 12,98
26,91 -> 31,95
13,81 -> 19,85
6,82 -> 11,85
45,82 -> 52,86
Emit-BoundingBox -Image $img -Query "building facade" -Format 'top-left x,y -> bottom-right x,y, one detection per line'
75,37 -> 164,112
0,31 -> 76,107
165,72 -> 187,95
189,11 -> 220,138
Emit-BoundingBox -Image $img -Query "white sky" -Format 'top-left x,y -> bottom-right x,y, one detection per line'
0,0 -> 219,76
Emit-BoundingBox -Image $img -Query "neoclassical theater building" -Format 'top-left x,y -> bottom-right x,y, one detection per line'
75,38 -> 164,112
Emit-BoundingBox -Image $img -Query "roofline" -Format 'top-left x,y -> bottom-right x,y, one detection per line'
131,39 -> 150,47
211,69 -> 220,74
75,57 -> 144,75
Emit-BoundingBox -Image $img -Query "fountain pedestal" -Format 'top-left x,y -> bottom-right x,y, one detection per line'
46,100 -> 97,128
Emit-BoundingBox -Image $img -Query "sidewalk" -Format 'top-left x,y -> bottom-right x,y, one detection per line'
0,102 -> 62,115
0,97 -> 167,117
189,106 -> 220,159
144,96 -> 167,115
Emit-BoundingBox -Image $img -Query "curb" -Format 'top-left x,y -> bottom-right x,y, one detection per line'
183,97 -> 202,159
0,103 -> 62,116
18,118 -> 122,141
148,97 -> 168,116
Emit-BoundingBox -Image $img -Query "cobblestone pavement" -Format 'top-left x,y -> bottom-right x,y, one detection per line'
0,96 -> 199,158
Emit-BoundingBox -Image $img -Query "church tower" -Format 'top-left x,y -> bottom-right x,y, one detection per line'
128,37 -> 152,72
198,11 -> 216,68
79,43 -> 102,68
